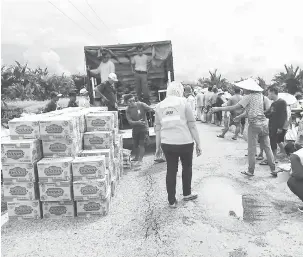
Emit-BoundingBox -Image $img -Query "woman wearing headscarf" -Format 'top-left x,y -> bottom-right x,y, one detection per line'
155,81 -> 202,208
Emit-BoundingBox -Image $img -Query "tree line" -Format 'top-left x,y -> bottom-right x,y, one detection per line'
198,65 -> 303,95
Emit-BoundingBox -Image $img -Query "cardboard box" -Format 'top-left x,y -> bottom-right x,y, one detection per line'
7,200 -> 42,220
78,149 -> 113,169
9,117 -> 40,140
83,131 -> 114,150
108,111 -> 119,129
37,157 -> 73,182
76,193 -> 110,217
85,113 -> 114,132
73,179 -> 109,201
3,182 -> 38,201
39,116 -> 78,140
42,138 -> 80,158
39,181 -> 72,201
72,156 -> 107,181
1,139 -> 42,164
2,163 -> 37,182
42,201 -> 75,219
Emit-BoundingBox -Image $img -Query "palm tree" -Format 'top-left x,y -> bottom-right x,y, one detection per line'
199,69 -> 229,89
272,64 -> 302,95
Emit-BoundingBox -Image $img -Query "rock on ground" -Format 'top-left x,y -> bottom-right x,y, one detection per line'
1,123 -> 303,257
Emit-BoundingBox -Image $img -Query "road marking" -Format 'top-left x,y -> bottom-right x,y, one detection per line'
1,212 -> 9,227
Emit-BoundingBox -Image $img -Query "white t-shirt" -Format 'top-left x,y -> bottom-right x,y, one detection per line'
97,61 -> 115,82
132,54 -> 149,72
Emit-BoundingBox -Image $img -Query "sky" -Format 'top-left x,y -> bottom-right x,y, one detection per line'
1,0 -> 303,83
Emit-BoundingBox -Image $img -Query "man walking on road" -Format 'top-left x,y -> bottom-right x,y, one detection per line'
94,73 -> 119,111
217,88 -> 243,140
211,79 -> 277,177
131,45 -> 152,105
124,94 -> 154,166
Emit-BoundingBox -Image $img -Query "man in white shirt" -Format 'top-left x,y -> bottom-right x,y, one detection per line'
131,45 -> 152,105
88,51 -> 116,106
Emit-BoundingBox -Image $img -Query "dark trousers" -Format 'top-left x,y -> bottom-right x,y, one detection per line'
161,143 -> 194,205
287,177 -> 303,202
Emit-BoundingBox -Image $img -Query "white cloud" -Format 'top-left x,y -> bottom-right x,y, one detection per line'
1,0 -> 303,82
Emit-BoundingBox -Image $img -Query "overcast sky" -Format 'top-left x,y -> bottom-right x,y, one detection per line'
1,0 -> 303,82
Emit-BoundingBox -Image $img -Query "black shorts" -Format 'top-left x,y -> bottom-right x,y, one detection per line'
132,130 -> 149,148
269,128 -> 287,151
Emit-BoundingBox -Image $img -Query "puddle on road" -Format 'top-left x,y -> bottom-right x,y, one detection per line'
198,177 -> 244,220
198,177 -> 276,224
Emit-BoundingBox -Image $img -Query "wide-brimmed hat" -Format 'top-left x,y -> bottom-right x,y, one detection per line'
234,78 -> 263,92
278,93 -> 297,105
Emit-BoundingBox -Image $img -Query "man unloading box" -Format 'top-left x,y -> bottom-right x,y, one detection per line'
94,73 -> 119,111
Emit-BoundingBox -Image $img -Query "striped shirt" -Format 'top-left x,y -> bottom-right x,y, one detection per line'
238,93 -> 267,125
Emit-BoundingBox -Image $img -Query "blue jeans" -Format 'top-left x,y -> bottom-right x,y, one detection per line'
247,123 -> 275,173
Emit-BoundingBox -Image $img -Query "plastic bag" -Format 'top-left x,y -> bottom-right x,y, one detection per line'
285,126 -> 298,141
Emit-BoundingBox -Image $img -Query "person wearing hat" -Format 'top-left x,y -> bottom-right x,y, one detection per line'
124,94 -> 154,166
94,73 -> 119,111
43,91 -> 61,113
211,78 -> 276,177
88,50 -> 116,106
67,91 -> 79,108
131,45 -> 153,105
79,88 -> 90,108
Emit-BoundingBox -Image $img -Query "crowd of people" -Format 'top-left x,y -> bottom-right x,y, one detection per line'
41,61 -> 303,212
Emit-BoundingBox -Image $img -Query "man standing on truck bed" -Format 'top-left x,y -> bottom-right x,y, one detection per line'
88,51 -> 116,106
131,45 -> 153,106
94,73 -> 119,111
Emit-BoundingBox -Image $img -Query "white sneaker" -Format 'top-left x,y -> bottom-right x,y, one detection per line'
169,200 -> 178,209
183,193 -> 198,201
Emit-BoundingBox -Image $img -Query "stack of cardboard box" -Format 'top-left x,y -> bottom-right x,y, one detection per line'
72,155 -> 110,217
37,157 -> 75,218
2,106 -> 126,220
2,133 -> 43,220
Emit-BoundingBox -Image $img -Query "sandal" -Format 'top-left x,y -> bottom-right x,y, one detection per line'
217,135 -> 224,138
241,171 -> 254,177
256,156 -> 264,160
270,171 -> 278,177
260,160 -> 268,165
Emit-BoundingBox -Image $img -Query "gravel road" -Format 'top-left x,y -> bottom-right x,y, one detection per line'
2,123 -> 303,257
